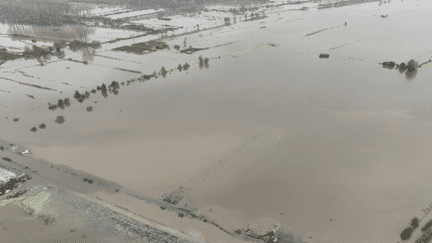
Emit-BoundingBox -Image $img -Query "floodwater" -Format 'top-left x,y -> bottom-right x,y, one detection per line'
2,0 -> 432,243
0,23 -> 144,47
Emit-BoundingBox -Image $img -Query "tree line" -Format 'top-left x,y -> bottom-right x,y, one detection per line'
0,0 -> 74,26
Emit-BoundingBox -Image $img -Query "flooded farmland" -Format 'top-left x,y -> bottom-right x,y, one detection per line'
2,0 -> 432,242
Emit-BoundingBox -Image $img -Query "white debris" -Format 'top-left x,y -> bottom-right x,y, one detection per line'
21,150 -> 31,155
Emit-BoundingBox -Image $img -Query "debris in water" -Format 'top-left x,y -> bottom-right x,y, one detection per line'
21,150 -> 31,155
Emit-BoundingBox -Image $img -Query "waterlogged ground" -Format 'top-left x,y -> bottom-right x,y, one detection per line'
2,0 -> 432,243
0,185 -> 131,242
0,183 -> 196,243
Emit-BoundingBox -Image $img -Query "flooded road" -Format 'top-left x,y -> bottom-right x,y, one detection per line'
2,0 -> 432,242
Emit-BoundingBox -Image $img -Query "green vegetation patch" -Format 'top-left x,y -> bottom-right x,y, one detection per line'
113,41 -> 169,55
231,49 -> 251,55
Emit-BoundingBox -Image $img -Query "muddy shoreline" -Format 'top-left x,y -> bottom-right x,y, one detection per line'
0,140 -> 269,243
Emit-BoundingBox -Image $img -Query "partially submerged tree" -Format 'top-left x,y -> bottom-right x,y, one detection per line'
405,59 -> 418,80
406,59 -> 418,72
55,115 -> 65,124
204,57 -> 209,68
160,66 -> 167,78
398,62 -> 407,73
23,45 -> 52,65
198,55 -> 204,68
411,217 -> 420,229
401,227 -> 414,241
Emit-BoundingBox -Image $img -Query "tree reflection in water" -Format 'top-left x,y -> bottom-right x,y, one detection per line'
6,23 -> 99,63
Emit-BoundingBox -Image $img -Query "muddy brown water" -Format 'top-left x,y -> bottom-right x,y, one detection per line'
2,1 -> 432,243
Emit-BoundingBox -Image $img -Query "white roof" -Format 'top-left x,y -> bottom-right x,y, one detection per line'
0,167 -> 17,183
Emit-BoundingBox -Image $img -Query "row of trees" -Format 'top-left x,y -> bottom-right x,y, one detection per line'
158,58 -> 206,78
0,0 -> 271,26
19,38 -> 103,66
399,216 -> 432,242
159,62 -> 191,78
381,59 -> 419,80
401,217 -> 420,241
0,0 -> 75,26
0,0 -> 128,26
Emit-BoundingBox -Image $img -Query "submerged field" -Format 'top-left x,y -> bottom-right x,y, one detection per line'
2,0 -> 432,243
